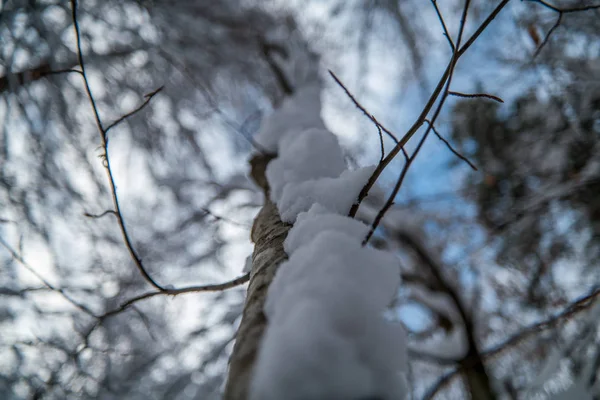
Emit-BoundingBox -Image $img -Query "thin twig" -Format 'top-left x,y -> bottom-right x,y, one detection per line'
78,272 -> 251,345
329,70 -> 399,144
45,68 -> 83,76
0,286 -> 54,296
104,86 -> 164,133
487,288 -> 600,358
431,0 -> 456,51
83,210 -> 117,219
70,0 -> 164,290
533,13 -> 562,58
448,91 -> 504,103
401,146 -> 410,161
376,124 -> 385,162
100,272 -> 251,319
363,130 -> 427,245
70,0 -> 104,132
425,119 -> 478,171
525,0 -> 600,57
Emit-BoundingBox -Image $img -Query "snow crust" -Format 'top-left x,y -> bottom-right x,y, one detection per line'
250,77 -> 407,400
243,255 -> 253,273
254,84 -> 327,153
283,204 -> 369,254
274,166 -> 375,223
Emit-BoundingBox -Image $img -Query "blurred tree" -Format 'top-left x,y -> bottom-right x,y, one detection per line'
450,34 -> 600,306
446,4 -> 600,396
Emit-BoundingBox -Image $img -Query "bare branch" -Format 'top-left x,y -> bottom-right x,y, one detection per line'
448,91 -> 504,103
525,0 -> 600,57
533,13 -> 563,57
328,70 -> 400,144
425,119 -> 478,171
104,86 -> 164,133
376,124 -> 385,162
363,0 -> 481,248
83,210 -> 117,219
78,273 -> 251,351
364,1 -> 498,397
485,286 -> 600,358
431,0 -> 456,51
349,0 -> 511,218
0,286 -> 52,297
70,0 -> 165,290
363,130 -> 426,245
99,272 -> 250,320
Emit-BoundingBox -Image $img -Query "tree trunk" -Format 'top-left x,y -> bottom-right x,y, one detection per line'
222,153 -> 291,400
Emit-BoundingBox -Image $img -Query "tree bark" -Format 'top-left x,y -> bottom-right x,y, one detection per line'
223,153 -> 291,400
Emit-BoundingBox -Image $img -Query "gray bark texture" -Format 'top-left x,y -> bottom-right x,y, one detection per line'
223,153 -> 291,400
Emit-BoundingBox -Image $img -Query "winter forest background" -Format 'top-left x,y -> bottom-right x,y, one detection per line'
1,0 -> 599,399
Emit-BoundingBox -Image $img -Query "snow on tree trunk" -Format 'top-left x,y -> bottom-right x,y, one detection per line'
247,80 -> 406,399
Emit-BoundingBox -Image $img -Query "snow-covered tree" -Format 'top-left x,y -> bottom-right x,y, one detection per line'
1,0 -> 599,399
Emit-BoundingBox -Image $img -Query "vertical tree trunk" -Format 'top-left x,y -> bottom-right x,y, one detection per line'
223,153 -> 291,400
